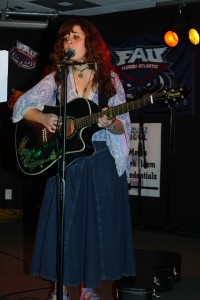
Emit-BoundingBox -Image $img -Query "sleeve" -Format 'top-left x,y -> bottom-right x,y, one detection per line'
12,72 -> 58,123
109,72 -> 131,136
106,72 -> 132,176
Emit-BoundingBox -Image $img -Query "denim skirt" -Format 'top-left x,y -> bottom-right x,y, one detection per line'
30,142 -> 135,288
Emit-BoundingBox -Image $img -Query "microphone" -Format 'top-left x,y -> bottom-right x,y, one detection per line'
58,48 -> 76,76
63,48 -> 76,62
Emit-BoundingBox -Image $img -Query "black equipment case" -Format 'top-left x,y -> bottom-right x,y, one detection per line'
116,249 -> 182,300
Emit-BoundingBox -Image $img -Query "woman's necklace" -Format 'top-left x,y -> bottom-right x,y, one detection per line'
72,69 -> 93,98
73,65 -> 89,78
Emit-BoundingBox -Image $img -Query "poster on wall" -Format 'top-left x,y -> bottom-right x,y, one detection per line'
128,123 -> 161,197
0,50 -> 8,103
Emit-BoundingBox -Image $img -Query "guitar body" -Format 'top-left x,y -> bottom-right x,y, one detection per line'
15,98 -> 100,175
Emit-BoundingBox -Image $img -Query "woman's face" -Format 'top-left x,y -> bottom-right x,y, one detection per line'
63,25 -> 86,61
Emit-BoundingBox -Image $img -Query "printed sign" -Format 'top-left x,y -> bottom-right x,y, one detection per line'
0,50 -> 8,103
128,123 -> 161,197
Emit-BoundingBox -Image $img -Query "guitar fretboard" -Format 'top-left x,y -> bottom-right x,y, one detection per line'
74,91 -> 167,129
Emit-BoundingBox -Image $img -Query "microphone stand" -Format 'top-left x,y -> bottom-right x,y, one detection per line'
137,131 -> 142,224
56,57 -> 97,300
56,57 -> 69,300
165,105 -> 176,228
137,110 -> 148,225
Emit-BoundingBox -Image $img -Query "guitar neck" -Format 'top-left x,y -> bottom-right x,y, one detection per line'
75,91 -> 165,129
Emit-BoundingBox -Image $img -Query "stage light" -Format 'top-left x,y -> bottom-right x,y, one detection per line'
188,27 -> 200,45
164,22 -> 200,47
0,10 -> 53,30
0,19 -> 49,29
164,30 -> 179,47
164,23 -> 192,47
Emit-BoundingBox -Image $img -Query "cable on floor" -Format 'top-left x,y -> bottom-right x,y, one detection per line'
0,287 -> 50,300
0,207 -> 23,222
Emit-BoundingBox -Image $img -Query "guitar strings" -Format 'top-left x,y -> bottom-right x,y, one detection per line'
75,90 -> 169,129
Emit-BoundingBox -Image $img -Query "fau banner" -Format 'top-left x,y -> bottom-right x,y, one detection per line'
110,33 -> 195,114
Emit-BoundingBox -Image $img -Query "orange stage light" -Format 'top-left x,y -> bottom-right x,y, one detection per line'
164,31 -> 179,47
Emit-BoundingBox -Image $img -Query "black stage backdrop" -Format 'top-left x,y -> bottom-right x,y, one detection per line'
0,3 -> 200,234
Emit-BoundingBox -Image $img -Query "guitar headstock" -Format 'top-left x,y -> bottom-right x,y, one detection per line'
156,86 -> 190,106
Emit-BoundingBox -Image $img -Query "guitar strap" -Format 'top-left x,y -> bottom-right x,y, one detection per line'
56,90 -> 60,106
98,91 -> 109,109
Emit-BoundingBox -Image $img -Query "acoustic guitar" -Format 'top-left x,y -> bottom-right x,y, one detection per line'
15,87 -> 188,175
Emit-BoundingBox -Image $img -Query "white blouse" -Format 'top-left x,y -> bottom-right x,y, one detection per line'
12,70 -> 131,176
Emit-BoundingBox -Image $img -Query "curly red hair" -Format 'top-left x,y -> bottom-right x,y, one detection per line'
50,18 -> 116,105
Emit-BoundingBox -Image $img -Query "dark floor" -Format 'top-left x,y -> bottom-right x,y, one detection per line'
0,218 -> 200,300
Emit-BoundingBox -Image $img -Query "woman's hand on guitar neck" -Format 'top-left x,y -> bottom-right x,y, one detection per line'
97,107 -> 125,135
